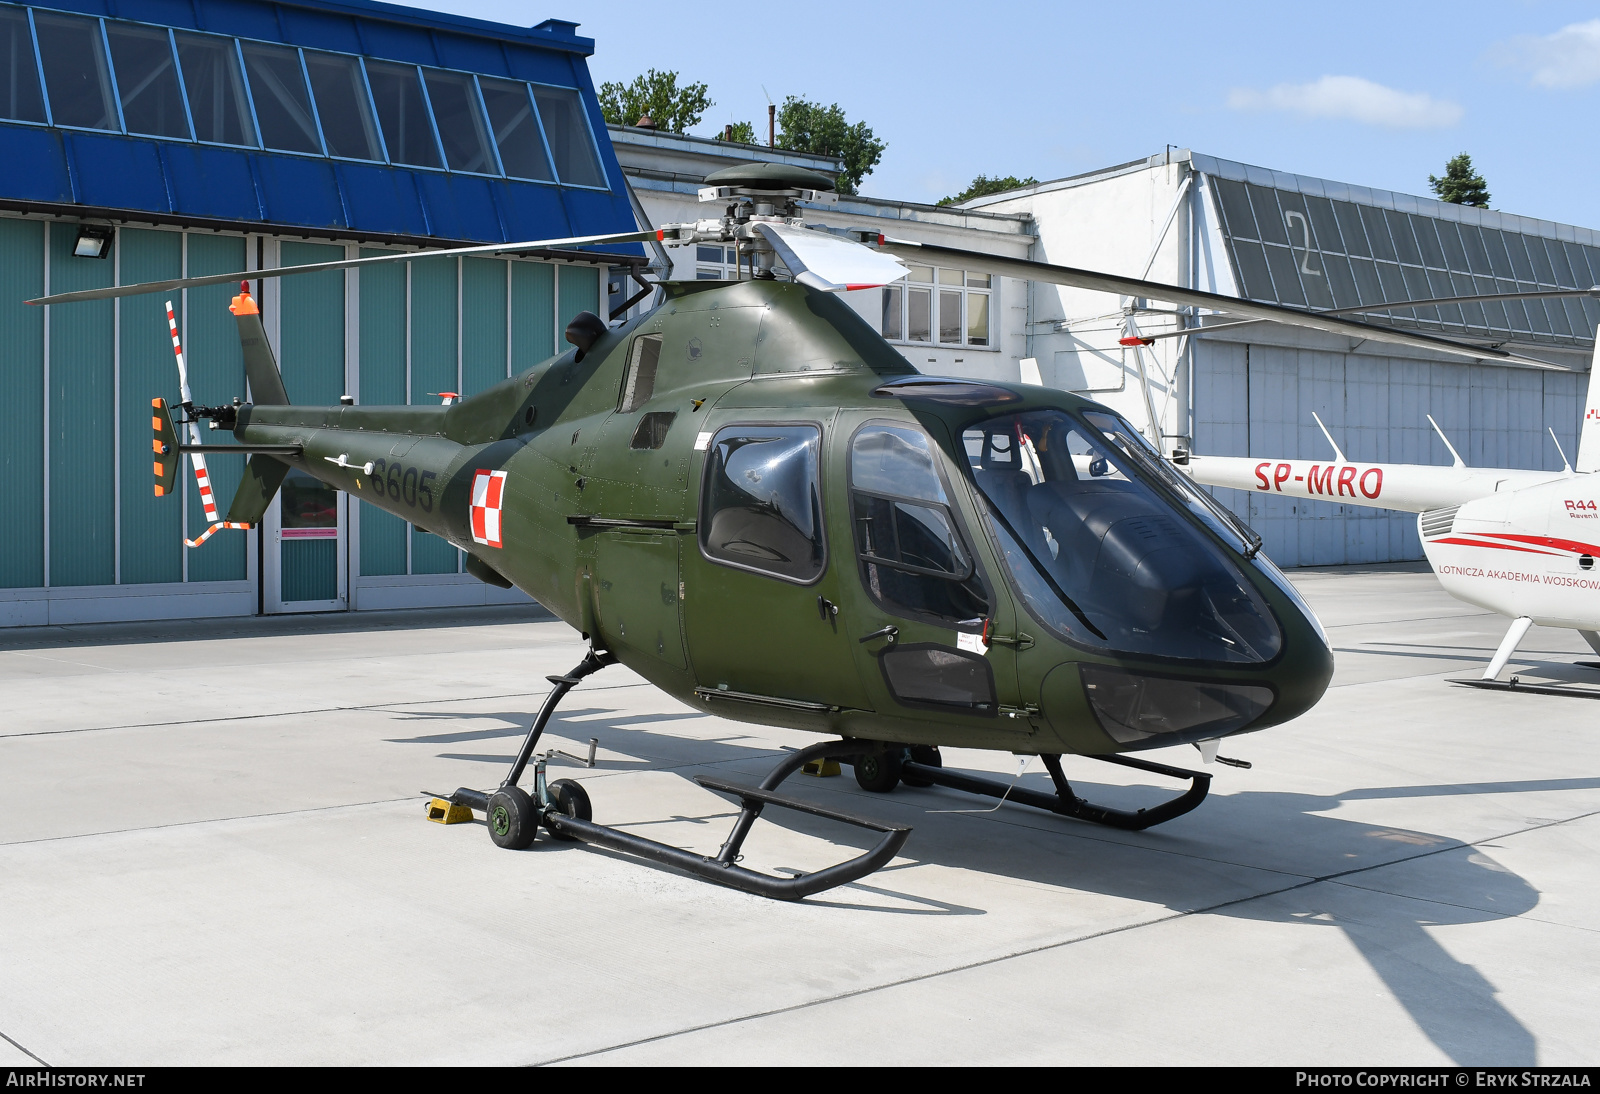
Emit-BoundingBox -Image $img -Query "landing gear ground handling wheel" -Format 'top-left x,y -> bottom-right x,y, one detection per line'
487,786 -> 538,849
901,745 -> 942,787
853,749 -> 903,793
545,779 -> 592,841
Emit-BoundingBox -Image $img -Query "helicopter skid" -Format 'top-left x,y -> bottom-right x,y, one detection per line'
900,751 -> 1212,831
443,739 -> 911,902
1452,677 -> 1600,700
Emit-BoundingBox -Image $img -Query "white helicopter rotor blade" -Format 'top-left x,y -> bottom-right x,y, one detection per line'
28,228 -> 668,308
753,223 -> 908,292
878,237 -> 1565,371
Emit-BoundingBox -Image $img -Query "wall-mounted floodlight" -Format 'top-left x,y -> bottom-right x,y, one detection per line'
73,226 -> 114,259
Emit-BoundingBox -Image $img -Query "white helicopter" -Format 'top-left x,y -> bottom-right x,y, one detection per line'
1180,345 -> 1600,694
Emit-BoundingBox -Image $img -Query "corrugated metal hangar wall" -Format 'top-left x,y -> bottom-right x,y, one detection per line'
0,0 -> 639,626
1192,339 -> 1584,566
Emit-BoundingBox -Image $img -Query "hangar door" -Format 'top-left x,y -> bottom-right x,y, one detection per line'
263,242 -> 349,613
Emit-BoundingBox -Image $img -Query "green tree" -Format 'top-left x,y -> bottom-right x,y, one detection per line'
937,174 -> 1039,206
598,69 -> 712,133
718,121 -> 757,144
775,96 -> 885,195
1428,153 -> 1490,208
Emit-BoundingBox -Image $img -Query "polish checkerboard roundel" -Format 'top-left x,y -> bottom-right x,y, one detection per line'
471,469 -> 507,549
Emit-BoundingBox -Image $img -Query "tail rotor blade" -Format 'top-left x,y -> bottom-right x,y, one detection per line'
165,300 -> 194,407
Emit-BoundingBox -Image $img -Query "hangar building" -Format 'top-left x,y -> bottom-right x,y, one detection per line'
0,0 -> 641,626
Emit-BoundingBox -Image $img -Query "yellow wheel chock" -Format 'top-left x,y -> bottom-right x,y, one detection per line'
426,797 -> 475,824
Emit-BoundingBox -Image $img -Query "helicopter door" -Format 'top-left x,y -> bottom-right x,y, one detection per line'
838,418 -> 1030,737
681,418 -> 873,713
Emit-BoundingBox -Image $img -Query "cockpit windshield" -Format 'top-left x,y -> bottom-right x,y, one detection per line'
962,410 -> 1282,664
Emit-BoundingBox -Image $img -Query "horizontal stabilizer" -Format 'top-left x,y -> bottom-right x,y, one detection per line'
227,455 -> 291,525
152,398 -> 178,497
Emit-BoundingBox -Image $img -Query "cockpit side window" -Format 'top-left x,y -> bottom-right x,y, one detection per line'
619,334 -> 662,413
700,424 -> 826,584
962,410 -> 1282,664
849,422 -> 989,624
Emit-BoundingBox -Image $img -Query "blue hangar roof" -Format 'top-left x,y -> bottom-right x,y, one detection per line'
0,0 -> 642,255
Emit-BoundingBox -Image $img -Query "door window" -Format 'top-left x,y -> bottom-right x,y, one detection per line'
700,424 -> 825,583
849,422 -> 988,624
880,644 -> 996,713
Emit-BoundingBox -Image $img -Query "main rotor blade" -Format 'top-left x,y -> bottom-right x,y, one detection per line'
28,228 -> 667,307
879,238 -> 1566,371
752,222 -> 907,291
1134,286 -> 1600,341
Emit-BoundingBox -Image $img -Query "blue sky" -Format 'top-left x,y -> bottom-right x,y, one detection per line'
419,1 -> 1600,227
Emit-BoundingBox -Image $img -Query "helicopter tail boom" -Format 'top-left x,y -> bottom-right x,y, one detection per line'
1578,329 -> 1600,474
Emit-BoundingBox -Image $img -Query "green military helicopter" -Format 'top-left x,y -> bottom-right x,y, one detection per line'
38,162 -> 1544,900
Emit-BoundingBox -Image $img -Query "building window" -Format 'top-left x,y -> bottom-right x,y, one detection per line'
0,8 -> 45,123
881,265 -> 991,348
105,23 -> 189,139
694,245 -> 740,280
175,32 -> 255,147
239,42 -> 320,154
1211,175 -> 1600,344
423,68 -> 497,174
0,6 -> 609,189
531,85 -> 603,187
33,11 -> 117,131
479,76 -> 553,181
302,50 -> 382,161
364,60 -> 440,168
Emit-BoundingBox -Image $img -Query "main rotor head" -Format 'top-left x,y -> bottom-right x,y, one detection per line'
666,161 -> 842,280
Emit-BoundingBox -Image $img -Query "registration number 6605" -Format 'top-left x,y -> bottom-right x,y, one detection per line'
368,459 -> 437,512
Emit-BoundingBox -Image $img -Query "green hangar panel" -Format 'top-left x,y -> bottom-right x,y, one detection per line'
0,0 -> 644,625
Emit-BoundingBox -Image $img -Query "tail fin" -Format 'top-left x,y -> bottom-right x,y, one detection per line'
229,283 -> 289,406
1579,330 -> 1600,473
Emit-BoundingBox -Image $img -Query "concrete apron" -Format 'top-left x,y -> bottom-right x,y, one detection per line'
0,576 -> 1596,1066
